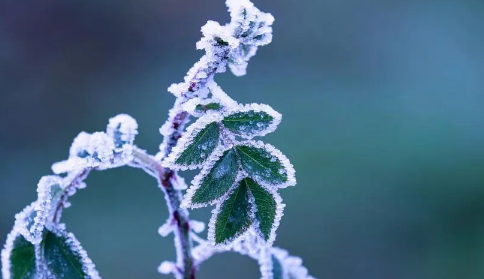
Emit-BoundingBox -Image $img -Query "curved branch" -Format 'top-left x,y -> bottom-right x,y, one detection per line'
131,148 -> 194,279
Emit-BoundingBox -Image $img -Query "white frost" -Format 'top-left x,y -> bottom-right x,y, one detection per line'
27,175 -> 64,244
251,185 -> 285,247
272,247 -> 316,279
158,217 -> 175,237
1,228 -> 17,279
52,132 -> 116,174
13,202 -> 39,245
180,146 -> 240,209
162,113 -> 224,171
206,175 -> 256,248
158,261 -> 177,275
207,80 -> 238,108
238,140 -> 296,189
190,220 -> 206,233
222,103 -> 282,139
106,113 -> 138,147
258,246 -> 273,279
48,225 -> 102,279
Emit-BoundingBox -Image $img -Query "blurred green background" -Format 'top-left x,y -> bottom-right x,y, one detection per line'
1,0 -> 484,278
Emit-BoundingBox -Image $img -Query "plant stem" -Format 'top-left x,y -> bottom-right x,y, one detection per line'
131,148 -> 195,279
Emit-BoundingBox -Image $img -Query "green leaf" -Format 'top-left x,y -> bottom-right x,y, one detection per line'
272,255 -> 284,279
195,103 -> 221,112
43,230 -> 92,279
236,143 -> 289,186
222,104 -> 280,138
190,149 -> 239,206
214,181 -> 253,244
244,178 -> 277,241
173,121 -> 220,168
8,233 -> 37,279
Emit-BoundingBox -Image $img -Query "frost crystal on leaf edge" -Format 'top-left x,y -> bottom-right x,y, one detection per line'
237,140 -> 296,189
163,113 -> 224,171
180,145 -> 240,209
222,103 -> 282,139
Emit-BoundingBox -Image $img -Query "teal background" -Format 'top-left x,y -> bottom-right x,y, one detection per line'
1,0 -> 484,278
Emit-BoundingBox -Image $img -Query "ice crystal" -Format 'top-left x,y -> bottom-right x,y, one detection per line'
1,229 -> 19,279
258,246 -> 273,279
53,132 -> 116,174
225,0 -> 274,76
26,175 -> 64,244
171,173 -> 188,190
158,261 -> 177,275
271,248 -> 316,279
13,202 -> 39,245
158,218 -> 175,237
190,220 -> 206,233
207,80 -> 238,108
106,114 -> 138,148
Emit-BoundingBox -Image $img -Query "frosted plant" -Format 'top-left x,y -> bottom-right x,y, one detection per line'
1,0 -> 315,278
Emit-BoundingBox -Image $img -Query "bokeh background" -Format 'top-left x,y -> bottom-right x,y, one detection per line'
1,0 -> 484,278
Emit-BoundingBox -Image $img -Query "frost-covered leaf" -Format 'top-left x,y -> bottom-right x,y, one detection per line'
222,104 -> 281,139
106,114 -> 138,148
210,180 -> 254,245
225,0 -> 274,76
1,230 -> 37,279
43,228 -> 100,279
164,114 -> 223,170
236,141 -> 296,188
244,178 -> 283,243
182,148 -> 239,208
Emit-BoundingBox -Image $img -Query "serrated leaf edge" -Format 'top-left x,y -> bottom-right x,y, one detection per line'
207,175 -> 256,248
14,202 -> 40,245
180,145 -> 238,209
249,183 -> 285,247
236,140 -> 296,189
45,225 -> 101,279
222,103 -> 282,139
163,113 -> 224,170
1,228 -> 18,279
